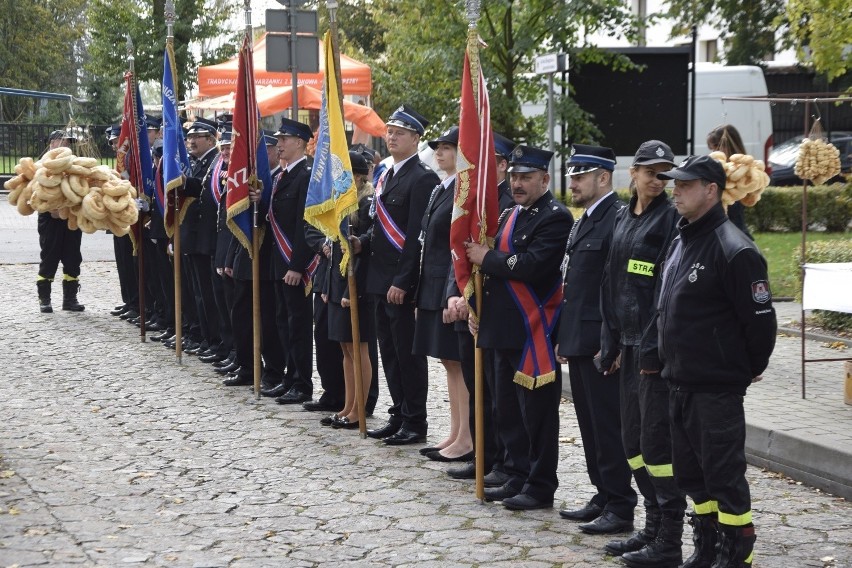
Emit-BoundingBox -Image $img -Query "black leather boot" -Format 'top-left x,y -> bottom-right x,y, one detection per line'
604,506 -> 661,555
37,279 -> 53,313
621,512 -> 683,567
62,279 -> 85,311
681,513 -> 719,568
711,525 -> 755,568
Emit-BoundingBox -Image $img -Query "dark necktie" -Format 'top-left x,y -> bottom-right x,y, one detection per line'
384,167 -> 395,188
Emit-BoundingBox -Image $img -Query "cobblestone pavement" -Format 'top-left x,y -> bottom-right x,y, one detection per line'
1,261 -> 851,567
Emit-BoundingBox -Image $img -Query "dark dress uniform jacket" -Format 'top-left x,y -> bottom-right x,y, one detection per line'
478,191 -> 574,351
270,159 -> 312,280
416,180 -> 455,311
180,148 -> 219,256
364,156 -> 439,296
556,192 -> 624,358
213,163 -> 233,269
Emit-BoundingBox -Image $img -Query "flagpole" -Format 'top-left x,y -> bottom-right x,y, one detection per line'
166,0 -> 183,364
327,0 -> 367,438
125,36 -> 147,344
242,0 -> 262,399
464,0 -> 486,502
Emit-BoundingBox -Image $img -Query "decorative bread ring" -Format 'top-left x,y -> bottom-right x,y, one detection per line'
57,207 -> 70,220
108,220 -> 131,237
89,166 -> 111,182
68,175 -> 89,197
19,157 -> 37,179
36,170 -> 63,187
67,214 -> 79,231
72,156 -> 99,168
101,182 -> 127,197
103,194 -> 129,213
729,164 -> 750,182
43,155 -> 74,173
44,147 -> 72,160
116,204 -> 139,225
66,164 -> 92,176
709,151 -> 727,162
740,192 -> 760,207
82,192 -> 109,220
92,217 -> 110,230
38,183 -> 62,200
60,177 -> 82,205
17,194 -> 35,215
3,175 -> 24,191
8,187 -> 22,206
77,215 -> 97,234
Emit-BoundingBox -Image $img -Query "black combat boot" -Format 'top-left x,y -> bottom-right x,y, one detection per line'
621,512 -> 683,567
711,525 -> 755,568
37,279 -> 53,313
604,506 -> 661,555
681,513 -> 719,568
62,279 -> 85,311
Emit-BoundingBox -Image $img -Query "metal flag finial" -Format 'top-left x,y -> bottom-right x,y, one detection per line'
165,0 -> 175,24
465,0 -> 481,24
125,34 -> 134,60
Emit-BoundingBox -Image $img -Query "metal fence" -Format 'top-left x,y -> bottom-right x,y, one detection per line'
0,123 -> 114,175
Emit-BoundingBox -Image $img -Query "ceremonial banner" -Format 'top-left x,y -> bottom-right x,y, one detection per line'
117,73 -> 155,204
226,32 -> 273,254
304,31 -> 359,275
162,42 -> 191,235
450,45 -> 498,306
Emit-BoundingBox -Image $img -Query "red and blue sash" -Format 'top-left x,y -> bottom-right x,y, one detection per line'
209,156 -> 225,206
374,168 -> 406,252
498,206 -> 564,389
268,180 -> 320,294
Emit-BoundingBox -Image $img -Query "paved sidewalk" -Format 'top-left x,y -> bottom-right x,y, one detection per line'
1,261 -> 851,567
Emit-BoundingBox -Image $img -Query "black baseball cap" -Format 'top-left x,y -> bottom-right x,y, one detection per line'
657,155 -> 726,191
348,151 -> 370,175
633,140 -> 675,167
428,125 -> 459,149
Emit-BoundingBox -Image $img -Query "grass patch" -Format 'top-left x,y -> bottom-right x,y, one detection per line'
753,232 -> 851,298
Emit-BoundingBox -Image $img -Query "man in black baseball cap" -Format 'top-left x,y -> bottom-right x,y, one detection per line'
657,155 -> 726,223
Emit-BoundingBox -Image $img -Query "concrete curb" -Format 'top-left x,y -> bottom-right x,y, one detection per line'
745,418 -> 852,500
777,325 -> 852,348
560,371 -> 852,501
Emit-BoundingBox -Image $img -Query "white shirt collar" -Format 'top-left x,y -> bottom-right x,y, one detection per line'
393,152 -> 418,173
585,191 -> 614,217
285,155 -> 307,173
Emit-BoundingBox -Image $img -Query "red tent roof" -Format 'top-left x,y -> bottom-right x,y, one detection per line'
196,33 -> 372,98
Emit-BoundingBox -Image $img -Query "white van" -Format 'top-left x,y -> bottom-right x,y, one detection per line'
523,63 -> 774,189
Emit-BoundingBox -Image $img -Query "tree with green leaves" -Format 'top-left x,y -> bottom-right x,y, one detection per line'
85,0 -> 239,100
786,0 -> 852,84
316,0 -> 636,152
662,0 -> 782,65
0,0 -> 87,121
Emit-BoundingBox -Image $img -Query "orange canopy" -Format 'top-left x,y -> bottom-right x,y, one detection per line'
186,84 -> 387,137
197,33 -> 372,98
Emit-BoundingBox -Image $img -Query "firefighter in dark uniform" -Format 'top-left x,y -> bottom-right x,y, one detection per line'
350,104 -> 439,446
36,129 -> 84,313
556,144 -> 636,534
445,131 -> 517,482
199,122 -> 234,364
266,117 -> 315,404
180,117 -> 221,355
599,140 -> 685,567
655,156 -> 776,568
466,145 -> 573,511
107,124 -> 139,319
148,136 -> 176,343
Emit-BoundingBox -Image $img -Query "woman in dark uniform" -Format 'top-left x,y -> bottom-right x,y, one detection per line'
325,152 -> 376,429
413,126 -> 471,462
706,124 -> 753,239
599,140 -> 685,566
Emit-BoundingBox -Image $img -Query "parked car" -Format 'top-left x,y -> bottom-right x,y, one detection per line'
769,132 -> 852,185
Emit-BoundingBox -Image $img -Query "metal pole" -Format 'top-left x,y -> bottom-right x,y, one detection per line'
289,0 -> 299,120
126,35 -> 147,344
547,72 -> 555,190
166,0 -> 183,364
689,25 -> 697,155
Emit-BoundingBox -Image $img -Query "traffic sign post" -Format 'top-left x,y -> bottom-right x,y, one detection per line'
534,53 -> 568,189
266,1 -> 319,119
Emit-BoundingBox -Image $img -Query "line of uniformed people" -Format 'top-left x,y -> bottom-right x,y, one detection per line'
105,105 -> 769,568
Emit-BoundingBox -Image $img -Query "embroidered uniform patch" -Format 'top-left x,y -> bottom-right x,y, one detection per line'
507,255 -> 518,270
752,280 -> 771,303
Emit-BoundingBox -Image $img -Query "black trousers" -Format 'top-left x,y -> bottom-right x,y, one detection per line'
141,234 -> 166,321
185,253 -> 220,348
113,234 -> 138,306
459,330 -> 503,473
180,261 -> 200,340
568,356 -> 637,519
274,281 -> 313,395
232,278 -> 284,378
373,296 -> 428,432
620,345 -> 686,516
152,239 -> 175,328
669,389 -> 751,528
313,294 -> 345,406
38,214 -> 82,279
210,260 -> 233,356
493,349 -> 561,501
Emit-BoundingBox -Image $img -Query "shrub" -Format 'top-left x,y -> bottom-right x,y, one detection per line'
793,240 -> 852,332
744,183 -> 852,232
